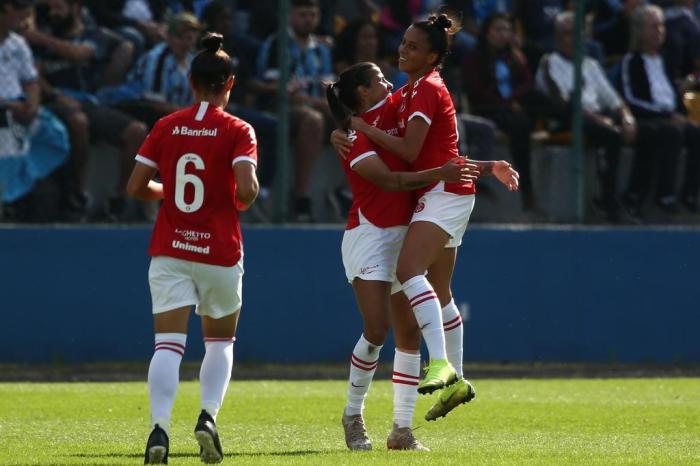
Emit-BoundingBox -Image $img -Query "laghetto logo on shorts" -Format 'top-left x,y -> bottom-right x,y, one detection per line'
414,201 -> 425,213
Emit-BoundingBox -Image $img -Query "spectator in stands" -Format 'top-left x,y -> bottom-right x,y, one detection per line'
109,12 -> 200,127
513,0 -> 568,69
536,11 -> 638,222
620,4 -> 700,218
334,18 -> 406,87
24,0 -> 148,220
255,0 -> 334,221
662,0 -> 700,87
83,0 -> 162,57
592,0 -> 644,58
0,0 -> 70,221
202,0 -> 277,219
463,13 -> 540,211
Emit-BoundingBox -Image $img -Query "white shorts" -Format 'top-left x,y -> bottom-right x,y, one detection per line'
341,212 -> 407,295
148,255 -> 244,319
411,183 -> 475,248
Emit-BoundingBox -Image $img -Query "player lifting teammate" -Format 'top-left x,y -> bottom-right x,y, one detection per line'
334,13 -> 518,421
326,62 -> 477,450
127,32 -> 259,464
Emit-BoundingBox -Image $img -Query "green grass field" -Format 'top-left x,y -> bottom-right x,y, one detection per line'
1,378 -> 699,465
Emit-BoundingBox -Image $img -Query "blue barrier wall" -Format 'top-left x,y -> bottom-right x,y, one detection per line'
1,225 -> 698,363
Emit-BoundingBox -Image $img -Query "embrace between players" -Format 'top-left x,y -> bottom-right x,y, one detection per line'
128,12 -> 518,465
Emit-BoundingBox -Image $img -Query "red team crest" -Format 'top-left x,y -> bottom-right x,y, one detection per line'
414,201 -> 425,213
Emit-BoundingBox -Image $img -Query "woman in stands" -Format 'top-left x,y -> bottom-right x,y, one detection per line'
338,13 -> 518,421
326,61 -> 475,451
127,33 -> 258,465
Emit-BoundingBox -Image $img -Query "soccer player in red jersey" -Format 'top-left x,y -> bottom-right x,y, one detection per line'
339,14 -> 519,419
126,33 -> 258,465
326,62 -> 477,451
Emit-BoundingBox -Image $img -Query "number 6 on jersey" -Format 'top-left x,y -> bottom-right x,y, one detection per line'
175,153 -> 205,213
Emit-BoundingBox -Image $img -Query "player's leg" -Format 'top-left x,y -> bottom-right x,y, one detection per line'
396,221 -> 456,394
146,306 -> 191,464
145,256 -> 198,464
192,260 -> 244,463
424,248 -> 476,421
387,291 -> 429,451
342,279 -> 390,451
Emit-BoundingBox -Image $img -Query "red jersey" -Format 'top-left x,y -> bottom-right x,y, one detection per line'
395,69 -> 475,197
135,101 -> 257,267
342,94 -> 415,229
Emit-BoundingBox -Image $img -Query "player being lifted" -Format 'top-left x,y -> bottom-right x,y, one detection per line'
333,13 -> 518,421
127,33 -> 258,464
326,62 -> 477,450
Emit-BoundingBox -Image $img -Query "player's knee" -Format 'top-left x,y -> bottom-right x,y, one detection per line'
364,323 -> 388,346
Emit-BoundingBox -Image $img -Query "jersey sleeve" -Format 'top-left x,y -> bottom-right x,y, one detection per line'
134,120 -> 163,168
347,130 -> 377,169
231,120 -> 258,167
407,80 -> 439,126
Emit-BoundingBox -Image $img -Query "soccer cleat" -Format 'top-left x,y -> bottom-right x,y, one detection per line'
341,413 -> 372,451
144,424 -> 169,464
425,377 -> 476,421
417,359 -> 458,395
386,424 -> 430,451
194,410 -> 224,464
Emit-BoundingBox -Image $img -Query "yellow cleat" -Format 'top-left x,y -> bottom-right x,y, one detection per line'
425,377 -> 476,421
417,359 -> 458,395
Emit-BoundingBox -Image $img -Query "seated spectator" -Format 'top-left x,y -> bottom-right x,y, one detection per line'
463,13 -> 543,211
255,0 -> 334,221
662,0 -> 700,87
376,0 -> 424,57
592,0 -> 644,58
202,0 -> 277,217
23,0 -> 148,221
107,12 -> 200,127
620,4 -> 700,218
334,18 -> 406,87
513,0 -> 568,69
0,0 -> 70,221
537,11 -> 638,222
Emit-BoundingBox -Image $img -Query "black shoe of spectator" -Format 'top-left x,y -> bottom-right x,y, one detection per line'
144,424 -> 169,464
327,187 -> 352,220
63,191 -> 90,222
107,197 -> 128,222
655,196 -> 680,216
294,196 -> 314,223
592,197 -> 620,223
620,194 -> 643,224
681,195 -> 698,213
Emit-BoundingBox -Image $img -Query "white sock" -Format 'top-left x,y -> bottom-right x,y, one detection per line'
442,299 -> 464,378
402,275 -> 447,360
392,350 -> 420,428
200,337 -> 235,421
345,334 -> 382,416
148,332 -> 187,434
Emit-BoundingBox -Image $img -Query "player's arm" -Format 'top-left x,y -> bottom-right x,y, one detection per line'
126,162 -> 163,200
350,116 -> 429,163
354,156 -> 477,192
234,161 -> 259,211
469,159 -> 520,192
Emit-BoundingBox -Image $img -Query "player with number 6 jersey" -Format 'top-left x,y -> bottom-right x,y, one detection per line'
136,99 -> 257,267
127,32 -> 258,465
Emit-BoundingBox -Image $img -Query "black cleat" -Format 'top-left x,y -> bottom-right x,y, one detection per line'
144,424 -> 169,464
194,410 -> 223,463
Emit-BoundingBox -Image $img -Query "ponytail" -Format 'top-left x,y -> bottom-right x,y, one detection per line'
325,62 -> 376,131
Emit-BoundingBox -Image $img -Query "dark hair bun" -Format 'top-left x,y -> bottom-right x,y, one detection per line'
199,33 -> 224,53
431,14 -> 453,31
